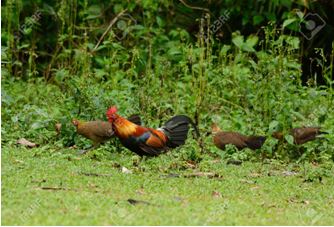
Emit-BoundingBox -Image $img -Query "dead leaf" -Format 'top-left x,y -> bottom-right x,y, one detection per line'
288,197 -> 298,203
240,179 -> 256,184
88,183 -> 98,188
185,160 -> 197,169
13,159 -> 24,164
121,166 -> 132,174
311,161 -> 319,166
55,123 -> 62,135
31,179 -> 47,183
302,200 -> 310,205
212,191 -> 222,198
249,172 -> 262,178
250,186 -> 260,190
288,197 -> 310,205
16,138 -> 37,148
282,170 -> 298,176
136,188 -> 145,195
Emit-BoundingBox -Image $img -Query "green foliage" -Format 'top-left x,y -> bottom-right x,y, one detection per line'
2,27 -> 333,163
1,0 -> 334,162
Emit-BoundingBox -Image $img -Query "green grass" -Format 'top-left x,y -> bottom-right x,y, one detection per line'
2,144 -> 334,225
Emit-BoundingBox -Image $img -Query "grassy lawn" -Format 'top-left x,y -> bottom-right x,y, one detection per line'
2,144 -> 334,225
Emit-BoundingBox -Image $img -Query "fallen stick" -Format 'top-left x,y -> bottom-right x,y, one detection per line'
36,186 -> 75,191
79,172 -> 113,177
127,198 -> 152,206
183,172 -> 222,179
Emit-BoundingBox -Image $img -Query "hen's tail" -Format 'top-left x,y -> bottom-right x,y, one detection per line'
161,115 -> 200,148
245,136 -> 267,150
313,127 -> 328,135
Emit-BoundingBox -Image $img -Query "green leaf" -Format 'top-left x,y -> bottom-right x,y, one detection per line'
241,45 -> 255,52
296,11 -> 304,19
253,15 -> 264,25
85,5 -> 101,20
220,45 -> 231,55
245,35 -> 258,48
113,4 -> 124,13
242,14 -> 250,26
291,111 -> 306,121
285,135 -> 294,145
283,18 -> 297,28
269,120 -> 279,131
285,36 -> 300,49
31,121 -> 44,130
267,13 -> 276,21
232,35 -> 244,49
55,70 -> 66,83
156,16 -> 165,27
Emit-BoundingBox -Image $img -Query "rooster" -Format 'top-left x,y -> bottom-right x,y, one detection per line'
211,123 -> 266,150
272,126 -> 327,145
106,106 -> 200,156
72,114 -> 141,154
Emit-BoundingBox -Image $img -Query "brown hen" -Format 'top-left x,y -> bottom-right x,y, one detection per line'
212,123 -> 266,150
72,114 -> 141,154
272,127 -> 327,145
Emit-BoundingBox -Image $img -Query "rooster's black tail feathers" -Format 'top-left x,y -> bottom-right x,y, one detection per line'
162,115 -> 200,148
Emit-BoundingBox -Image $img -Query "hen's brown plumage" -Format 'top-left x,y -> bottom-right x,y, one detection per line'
272,127 -> 326,145
72,114 -> 141,154
212,123 -> 266,150
72,120 -> 114,146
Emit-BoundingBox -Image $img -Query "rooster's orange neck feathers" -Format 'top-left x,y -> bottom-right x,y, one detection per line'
112,116 -> 139,138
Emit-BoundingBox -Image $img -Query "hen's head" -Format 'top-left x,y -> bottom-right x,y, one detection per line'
272,131 -> 284,140
72,119 -> 80,127
211,123 -> 221,134
106,106 -> 118,123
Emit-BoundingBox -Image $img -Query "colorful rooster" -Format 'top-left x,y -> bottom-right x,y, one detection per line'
106,106 -> 200,156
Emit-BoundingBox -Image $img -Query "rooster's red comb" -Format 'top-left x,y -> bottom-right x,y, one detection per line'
106,106 -> 118,118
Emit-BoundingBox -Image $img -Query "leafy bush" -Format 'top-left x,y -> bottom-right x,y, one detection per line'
1,0 -> 333,163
